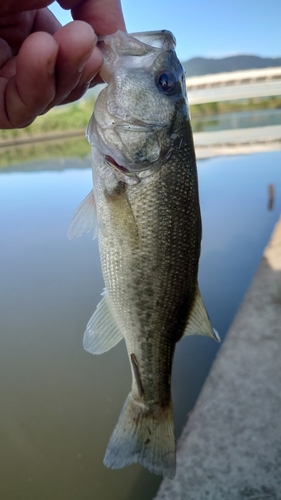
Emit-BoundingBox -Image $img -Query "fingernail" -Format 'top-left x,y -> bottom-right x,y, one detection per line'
77,34 -> 98,73
47,47 -> 59,75
79,46 -> 103,82
77,51 -> 92,72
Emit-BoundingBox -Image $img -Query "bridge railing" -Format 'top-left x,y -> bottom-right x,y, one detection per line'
186,67 -> 281,104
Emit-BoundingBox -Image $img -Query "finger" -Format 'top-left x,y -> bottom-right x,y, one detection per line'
52,45 -> 104,106
3,32 -> 58,128
0,1 -> 53,15
58,0 -> 126,35
48,20 -> 102,106
0,12 -> 36,53
33,7 -> 62,34
0,38 -> 13,69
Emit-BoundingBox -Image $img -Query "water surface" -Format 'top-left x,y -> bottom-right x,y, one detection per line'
0,151 -> 280,500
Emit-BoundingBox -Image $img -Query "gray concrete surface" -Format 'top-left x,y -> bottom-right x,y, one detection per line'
155,217 -> 281,500
194,125 -> 281,147
194,124 -> 281,159
193,125 -> 281,159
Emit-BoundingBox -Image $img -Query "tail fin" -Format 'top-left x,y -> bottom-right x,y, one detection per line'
103,393 -> 176,479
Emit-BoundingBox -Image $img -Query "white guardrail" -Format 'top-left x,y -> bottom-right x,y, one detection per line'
186,67 -> 281,104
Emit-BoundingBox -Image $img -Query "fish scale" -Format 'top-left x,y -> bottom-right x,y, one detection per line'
68,30 -> 219,479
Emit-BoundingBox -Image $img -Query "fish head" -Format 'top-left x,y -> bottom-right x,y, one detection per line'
87,30 -> 189,176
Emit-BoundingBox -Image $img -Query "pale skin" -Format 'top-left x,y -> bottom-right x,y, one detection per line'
0,0 -> 126,128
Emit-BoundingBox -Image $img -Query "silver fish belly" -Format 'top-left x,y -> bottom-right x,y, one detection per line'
68,30 -> 220,479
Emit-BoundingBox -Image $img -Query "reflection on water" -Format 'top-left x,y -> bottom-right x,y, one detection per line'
191,108 -> 281,133
0,151 -> 281,500
0,136 -> 89,168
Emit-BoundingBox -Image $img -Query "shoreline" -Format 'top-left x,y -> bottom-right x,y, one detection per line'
0,128 -> 85,148
0,125 -> 280,160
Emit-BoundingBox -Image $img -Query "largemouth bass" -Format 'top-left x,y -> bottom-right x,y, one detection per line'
68,30 -> 219,479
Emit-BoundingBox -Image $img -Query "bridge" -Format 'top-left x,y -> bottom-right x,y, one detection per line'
186,67 -> 281,104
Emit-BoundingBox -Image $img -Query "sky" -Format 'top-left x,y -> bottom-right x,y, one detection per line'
49,0 -> 281,62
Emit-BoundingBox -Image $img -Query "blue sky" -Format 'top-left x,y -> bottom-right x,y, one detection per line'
49,0 -> 281,62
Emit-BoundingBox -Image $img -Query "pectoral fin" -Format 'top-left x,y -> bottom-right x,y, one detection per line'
183,286 -> 220,342
83,290 -> 123,354
67,190 -> 97,240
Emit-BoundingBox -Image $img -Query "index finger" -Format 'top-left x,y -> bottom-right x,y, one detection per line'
58,0 -> 126,35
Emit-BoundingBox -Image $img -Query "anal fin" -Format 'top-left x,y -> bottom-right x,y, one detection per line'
183,286 -> 220,342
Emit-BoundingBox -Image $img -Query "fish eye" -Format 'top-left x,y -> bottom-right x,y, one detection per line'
156,71 -> 177,93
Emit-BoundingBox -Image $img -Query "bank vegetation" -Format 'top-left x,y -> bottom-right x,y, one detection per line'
0,95 -> 280,168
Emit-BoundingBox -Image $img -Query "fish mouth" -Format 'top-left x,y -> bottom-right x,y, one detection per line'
104,155 -> 130,174
98,31 -> 176,82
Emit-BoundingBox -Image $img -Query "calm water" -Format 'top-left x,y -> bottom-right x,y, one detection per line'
0,151 -> 281,500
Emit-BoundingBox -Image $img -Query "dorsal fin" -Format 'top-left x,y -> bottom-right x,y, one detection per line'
183,286 -> 220,342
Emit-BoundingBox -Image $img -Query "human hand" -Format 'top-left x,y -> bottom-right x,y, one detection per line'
0,0 -> 125,128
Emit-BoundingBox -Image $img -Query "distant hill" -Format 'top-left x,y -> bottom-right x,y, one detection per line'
182,55 -> 281,77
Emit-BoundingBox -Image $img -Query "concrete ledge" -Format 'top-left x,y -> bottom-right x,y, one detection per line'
155,217 -> 281,500
193,124 -> 281,146
195,141 -> 281,159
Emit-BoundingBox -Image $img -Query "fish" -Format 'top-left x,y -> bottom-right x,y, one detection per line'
68,30 -> 220,479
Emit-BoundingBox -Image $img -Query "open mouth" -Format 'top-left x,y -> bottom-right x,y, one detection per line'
104,155 -> 129,173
